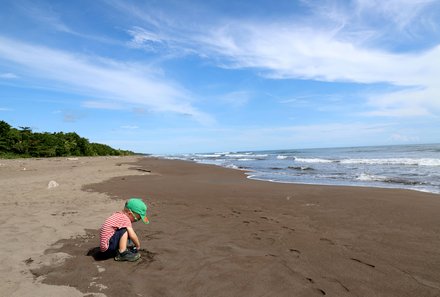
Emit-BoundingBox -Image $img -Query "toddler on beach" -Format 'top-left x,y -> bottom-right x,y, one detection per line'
99,198 -> 149,262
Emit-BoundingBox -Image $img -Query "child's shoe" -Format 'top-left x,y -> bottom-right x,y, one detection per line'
114,249 -> 141,262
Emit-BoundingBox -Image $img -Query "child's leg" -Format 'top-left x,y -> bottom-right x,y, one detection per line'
118,229 -> 128,253
114,230 -> 140,261
102,228 -> 127,258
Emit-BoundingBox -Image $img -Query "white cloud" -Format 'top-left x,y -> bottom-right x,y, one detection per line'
0,107 -> 12,111
105,0 -> 168,29
191,20 -> 440,117
353,0 -> 437,31
120,1 -> 440,118
363,86 -> 440,117
0,36 -> 213,124
16,1 -> 77,34
16,1 -> 117,44
127,26 -> 165,50
198,22 -> 439,85
122,0 -> 440,118
301,0 -> 438,40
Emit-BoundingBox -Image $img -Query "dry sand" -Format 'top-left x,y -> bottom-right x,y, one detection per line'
0,156 -> 145,297
1,156 -> 440,297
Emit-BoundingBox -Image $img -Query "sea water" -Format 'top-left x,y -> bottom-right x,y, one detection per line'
162,144 -> 440,194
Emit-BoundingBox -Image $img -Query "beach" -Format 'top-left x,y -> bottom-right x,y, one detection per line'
0,156 -> 143,297
1,156 -> 439,296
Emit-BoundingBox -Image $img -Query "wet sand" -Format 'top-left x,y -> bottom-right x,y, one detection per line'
2,157 -> 440,296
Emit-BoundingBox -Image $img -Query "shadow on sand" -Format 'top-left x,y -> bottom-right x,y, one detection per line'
86,247 -> 114,261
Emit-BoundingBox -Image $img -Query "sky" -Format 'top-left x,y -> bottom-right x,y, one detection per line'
0,0 -> 439,154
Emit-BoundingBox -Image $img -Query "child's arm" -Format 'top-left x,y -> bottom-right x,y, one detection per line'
126,227 -> 141,249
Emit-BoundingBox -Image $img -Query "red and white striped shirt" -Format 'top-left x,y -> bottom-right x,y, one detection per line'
99,211 -> 132,251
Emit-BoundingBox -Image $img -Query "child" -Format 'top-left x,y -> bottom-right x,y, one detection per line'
99,197 -> 149,261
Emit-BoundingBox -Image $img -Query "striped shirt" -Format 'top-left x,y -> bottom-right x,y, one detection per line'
99,211 -> 132,251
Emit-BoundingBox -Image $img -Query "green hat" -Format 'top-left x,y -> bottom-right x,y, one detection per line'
126,198 -> 149,224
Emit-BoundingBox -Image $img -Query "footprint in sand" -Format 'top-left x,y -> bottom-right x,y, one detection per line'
282,226 -> 295,232
319,238 -> 335,245
350,257 -> 375,268
289,248 -> 301,255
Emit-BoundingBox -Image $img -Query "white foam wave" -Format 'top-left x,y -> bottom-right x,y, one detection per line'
225,164 -> 240,169
356,173 -> 388,182
160,155 -> 187,160
195,154 -> 223,158
295,157 -> 334,163
277,155 -> 288,159
225,154 -> 251,158
341,158 -> 440,166
225,153 -> 268,158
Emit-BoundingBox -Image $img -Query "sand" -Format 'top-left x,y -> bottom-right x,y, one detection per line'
1,156 -> 439,297
0,156 -> 145,297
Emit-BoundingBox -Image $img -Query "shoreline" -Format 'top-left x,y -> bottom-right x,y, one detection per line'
245,173 -> 440,195
164,156 -> 440,195
163,143 -> 440,195
27,156 -> 440,297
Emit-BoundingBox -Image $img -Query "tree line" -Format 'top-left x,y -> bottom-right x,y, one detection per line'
0,120 -> 134,158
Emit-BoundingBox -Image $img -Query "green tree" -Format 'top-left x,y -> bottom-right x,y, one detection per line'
0,120 -> 11,137
0,120 -> 135,158
0,121 -> 11,151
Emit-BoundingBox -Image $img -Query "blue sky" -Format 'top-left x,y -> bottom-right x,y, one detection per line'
0,0 -> 439,154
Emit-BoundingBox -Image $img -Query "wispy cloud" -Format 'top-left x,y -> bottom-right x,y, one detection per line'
75,1 -> 440,119
15,0 -> 123,45
203,26 -> 438,116
127,26 -> 166,51
15,0 -> 78,35
0,36 -> 213,124
114,1 -> 440,118
159,9 -> 440,117
198,22 -> 440,85
352,0 -> 438,32
105,0 -> 181,31
301,0 -> 439,42
363,86 -> 440,117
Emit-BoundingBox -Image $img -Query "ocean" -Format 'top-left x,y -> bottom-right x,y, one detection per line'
161,144 -> 440,195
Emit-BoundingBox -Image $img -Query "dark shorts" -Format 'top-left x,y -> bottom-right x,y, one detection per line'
102,228 -> 127,258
